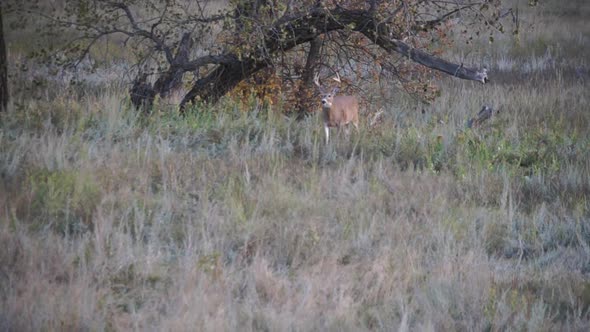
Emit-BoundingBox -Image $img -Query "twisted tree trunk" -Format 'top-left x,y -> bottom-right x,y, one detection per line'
295,37 -> 322,118
130,32 -> 194,111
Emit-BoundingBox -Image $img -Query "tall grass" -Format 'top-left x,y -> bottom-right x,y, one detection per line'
1,1 -> 589,330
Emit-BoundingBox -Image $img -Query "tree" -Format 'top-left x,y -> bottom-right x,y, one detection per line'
0,4 -> 7,111
17,1 -> 505,112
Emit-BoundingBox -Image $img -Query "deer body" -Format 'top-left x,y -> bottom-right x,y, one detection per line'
315,73 -> 359,144
321,95 -> 359,143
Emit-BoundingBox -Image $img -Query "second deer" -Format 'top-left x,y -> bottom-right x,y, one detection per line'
314,72 -> 359,144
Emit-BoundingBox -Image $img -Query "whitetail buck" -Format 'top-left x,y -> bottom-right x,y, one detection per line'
314,73 -> 359,144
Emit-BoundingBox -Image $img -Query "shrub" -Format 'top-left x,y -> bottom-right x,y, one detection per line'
24,168 -> 102,234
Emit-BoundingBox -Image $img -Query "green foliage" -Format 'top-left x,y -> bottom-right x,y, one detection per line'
26,168 -> 101,234
396,128 -> 427,171
458,125 -> 578,174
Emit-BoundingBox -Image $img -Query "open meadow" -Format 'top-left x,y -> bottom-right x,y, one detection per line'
1,1 -> 589,330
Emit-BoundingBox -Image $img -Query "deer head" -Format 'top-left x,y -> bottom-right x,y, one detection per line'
314,72 -> 359,144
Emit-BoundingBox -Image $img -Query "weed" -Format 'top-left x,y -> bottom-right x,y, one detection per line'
24,168 -> 101,234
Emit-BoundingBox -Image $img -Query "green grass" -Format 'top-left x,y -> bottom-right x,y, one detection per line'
1,1 -> 589,331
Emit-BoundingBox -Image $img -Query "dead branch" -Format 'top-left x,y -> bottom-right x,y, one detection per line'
467,105 -> 500,128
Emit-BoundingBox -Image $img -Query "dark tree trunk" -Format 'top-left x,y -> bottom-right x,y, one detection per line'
0,5 -> 8,111
130,73 -> 155,112
295,37 -> 322,118
129,33 -> 193,111
180,59 -> 265,112
154,33 -> 193,98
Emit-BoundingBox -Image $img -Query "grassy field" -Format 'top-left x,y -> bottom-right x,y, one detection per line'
1,1 -> 589,330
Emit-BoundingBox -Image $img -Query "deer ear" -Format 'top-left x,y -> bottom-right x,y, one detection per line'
332,87 -> 339,94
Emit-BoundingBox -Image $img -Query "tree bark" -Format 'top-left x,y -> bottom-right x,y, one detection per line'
295,37 -> 322,118
154,32 -> 193,98
130,73 -> 155,112
130,33 -> 193,111
0,5 -> 8,112
358,24 -> 488,83
180,58 -> 265,111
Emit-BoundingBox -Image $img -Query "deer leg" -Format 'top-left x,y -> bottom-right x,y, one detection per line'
353,121 -> 359,137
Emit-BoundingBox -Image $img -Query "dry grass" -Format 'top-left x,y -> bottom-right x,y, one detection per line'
1,1 -> 589,331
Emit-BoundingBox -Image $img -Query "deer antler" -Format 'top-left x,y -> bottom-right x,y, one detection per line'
313,73 -> 325,93
332,71 -> 341,84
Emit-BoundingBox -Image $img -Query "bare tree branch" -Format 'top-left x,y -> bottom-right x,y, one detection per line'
413,4 -> 476,32
359,30 -> 488,83
106,2 -> 174,62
